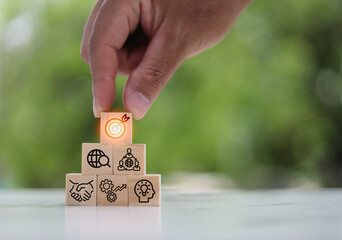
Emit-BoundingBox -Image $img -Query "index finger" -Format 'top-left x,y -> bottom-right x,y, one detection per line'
88,0 -> 140,117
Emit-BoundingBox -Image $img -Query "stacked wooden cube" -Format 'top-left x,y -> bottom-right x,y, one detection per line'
66,112 -> 161,206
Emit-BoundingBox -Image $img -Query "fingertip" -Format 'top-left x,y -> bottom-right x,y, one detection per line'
124,91 -> 151,120
91,74 -> 116,118
80,47 -> 89,64
93,99 -> 101,118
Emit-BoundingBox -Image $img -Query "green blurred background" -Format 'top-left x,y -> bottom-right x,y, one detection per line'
0,0 -> 341,188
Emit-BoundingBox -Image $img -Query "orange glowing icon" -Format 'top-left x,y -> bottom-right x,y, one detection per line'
105,114 -> 130,139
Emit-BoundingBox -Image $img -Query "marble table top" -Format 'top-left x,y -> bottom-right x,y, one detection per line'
0,188 -> 341,240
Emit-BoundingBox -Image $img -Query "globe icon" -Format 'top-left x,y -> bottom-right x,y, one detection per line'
125,158 -> 134,168
87,149 -> 110,168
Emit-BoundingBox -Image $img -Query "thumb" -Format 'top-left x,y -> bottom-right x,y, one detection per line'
123,29 -> 186,119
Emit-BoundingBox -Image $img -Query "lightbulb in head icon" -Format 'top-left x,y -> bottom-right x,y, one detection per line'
134,179 -> 155,203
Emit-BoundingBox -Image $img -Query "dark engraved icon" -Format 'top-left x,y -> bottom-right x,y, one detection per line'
99,179 -> 127,203
69,180 -> 94,202
134,179 -> 155,203
87,149 -> 110,168
117,148 -> 140,171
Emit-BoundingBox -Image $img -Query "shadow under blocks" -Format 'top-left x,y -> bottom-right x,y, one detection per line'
66,112 -> 161,206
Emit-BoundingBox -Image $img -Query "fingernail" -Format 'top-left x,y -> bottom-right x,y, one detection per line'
93,98 -> 101,118
126,92 -> 150,120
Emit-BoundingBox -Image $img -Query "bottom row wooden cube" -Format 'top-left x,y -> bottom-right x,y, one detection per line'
66,174 -> 97,206
66,174 -> 160,206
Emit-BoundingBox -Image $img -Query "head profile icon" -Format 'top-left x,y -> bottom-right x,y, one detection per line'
134,179 -> 155,203
87,149 -> 110,168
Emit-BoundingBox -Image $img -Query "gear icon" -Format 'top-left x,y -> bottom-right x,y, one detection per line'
99,179 -> 114,193
106,191 -> 117,202
99,179 -> 126,203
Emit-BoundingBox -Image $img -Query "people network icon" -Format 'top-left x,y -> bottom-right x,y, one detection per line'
118,148 -> 141,171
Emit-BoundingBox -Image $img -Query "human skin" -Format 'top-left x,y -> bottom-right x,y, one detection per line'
81,0 -> 252,119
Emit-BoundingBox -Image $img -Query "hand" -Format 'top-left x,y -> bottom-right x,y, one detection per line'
69,180 -> 94,202
81,0 -> 252,119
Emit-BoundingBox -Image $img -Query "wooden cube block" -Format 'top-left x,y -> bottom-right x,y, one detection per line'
66,174 -> 97,206
100,112 -> 133,144
128,175 -> 161,206
82,143 -> 113,175
113,144 -> 146,175
97,175 -> 129,206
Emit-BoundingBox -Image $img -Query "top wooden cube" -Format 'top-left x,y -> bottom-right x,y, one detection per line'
100,112 -> 133,144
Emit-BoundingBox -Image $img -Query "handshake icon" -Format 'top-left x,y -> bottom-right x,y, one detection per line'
66,112 -> 160,206
69,180 -> 94,202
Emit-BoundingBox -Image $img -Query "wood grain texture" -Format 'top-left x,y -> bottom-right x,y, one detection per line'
113,144 -> 146,175
66,174 -> 97,206
82,143 -> 113,175
97,175 -> 129,206
128,175 -> 161,206
100,112 -> 133,144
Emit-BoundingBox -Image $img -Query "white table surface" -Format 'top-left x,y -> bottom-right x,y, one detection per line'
0,189 -> 341,240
